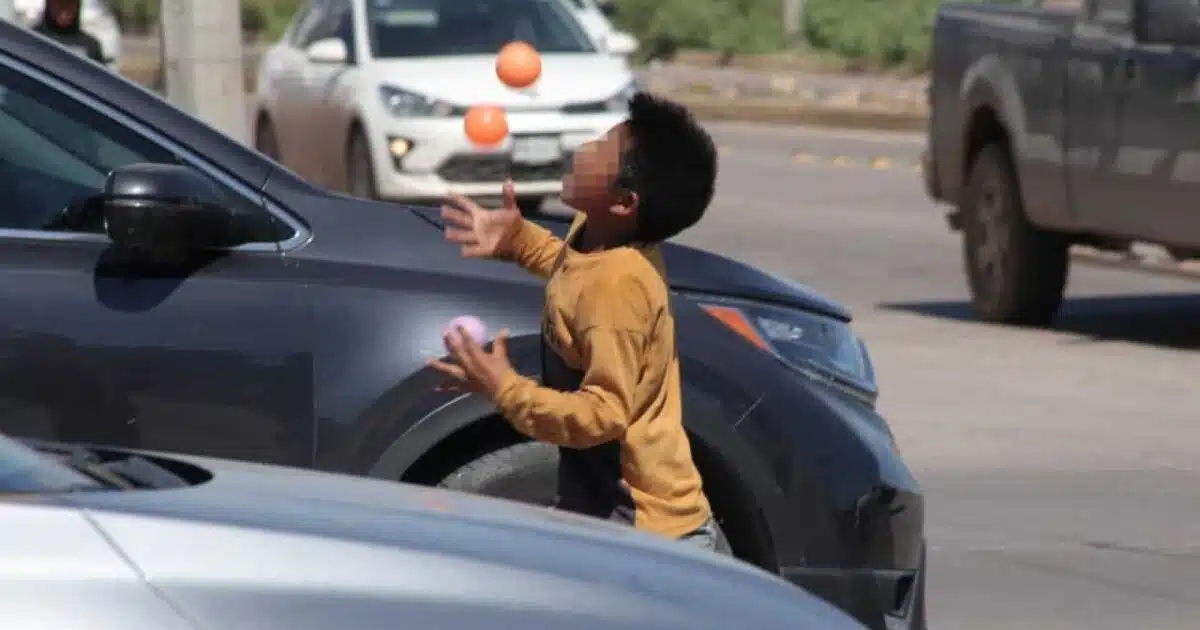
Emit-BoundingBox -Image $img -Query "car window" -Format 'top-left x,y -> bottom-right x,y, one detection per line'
1088,0 -> 1132,26
292,0 -> 331,48
366,0 -> 596,58
0,63 -> 285,241
307,0 -> 357,56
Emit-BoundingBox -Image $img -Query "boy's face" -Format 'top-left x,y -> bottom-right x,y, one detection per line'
560,122 -> 637,225
48,0 -> 80,27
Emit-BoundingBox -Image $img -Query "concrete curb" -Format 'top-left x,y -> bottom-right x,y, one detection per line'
670,94 -> 927,132
1072,245 -> 1200,280
119,59 -> 930,133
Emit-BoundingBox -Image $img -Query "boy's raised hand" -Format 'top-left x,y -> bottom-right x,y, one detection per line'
441,180 -> 523,259
428,327 -> 514,399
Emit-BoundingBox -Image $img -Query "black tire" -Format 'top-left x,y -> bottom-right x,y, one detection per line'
961,143 -> 1068,326
516,196 -> 546,216
347,129 -> 378,200
440,441 -> 733,552
254,115 -> 280,161
438,442 -> 559,505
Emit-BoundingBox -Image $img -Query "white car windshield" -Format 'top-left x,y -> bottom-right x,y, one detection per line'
0,434 -> 100,494
366,0 -> 596,58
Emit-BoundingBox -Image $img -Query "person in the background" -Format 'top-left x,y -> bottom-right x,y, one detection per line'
33,0 -> 104,64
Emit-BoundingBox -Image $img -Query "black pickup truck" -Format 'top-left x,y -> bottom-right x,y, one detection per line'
924,0 -> 1200,325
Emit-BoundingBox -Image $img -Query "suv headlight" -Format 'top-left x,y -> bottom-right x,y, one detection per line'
379,85 -> 455,117
605,79 -> 642,112
697,297 -> 876,397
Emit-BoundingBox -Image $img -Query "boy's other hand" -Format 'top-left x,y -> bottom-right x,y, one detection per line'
428,328 -> 515,399
441,180 -> 523,259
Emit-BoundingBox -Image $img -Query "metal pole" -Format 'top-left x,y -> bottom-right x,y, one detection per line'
782,0 -> 803,45
159,0 -> 247,143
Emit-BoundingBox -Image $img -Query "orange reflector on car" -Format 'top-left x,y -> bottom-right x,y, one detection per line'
699,304 -> 770,351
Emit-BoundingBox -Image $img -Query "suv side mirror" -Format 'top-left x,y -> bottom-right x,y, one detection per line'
99,163 -> 252,254
603,31 -> 638,56
306,37 -> 348,64
1135,0 -> 1200,45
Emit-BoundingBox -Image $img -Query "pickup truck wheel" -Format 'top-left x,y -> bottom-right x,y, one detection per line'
961,144 -> 1068,326
437,442 -> 558,506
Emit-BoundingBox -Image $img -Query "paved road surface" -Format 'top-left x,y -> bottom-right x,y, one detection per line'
689,123 -> 1200,630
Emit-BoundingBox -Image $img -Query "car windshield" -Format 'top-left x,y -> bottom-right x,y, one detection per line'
0,434 -> 101,494
366,0 -> 596,58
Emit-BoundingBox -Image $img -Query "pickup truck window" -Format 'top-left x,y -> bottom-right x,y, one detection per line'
1041,0 -> 1084,15
1089,0 -> 1132,24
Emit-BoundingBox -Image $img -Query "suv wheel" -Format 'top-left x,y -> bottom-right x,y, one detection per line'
438,442 -> 558,505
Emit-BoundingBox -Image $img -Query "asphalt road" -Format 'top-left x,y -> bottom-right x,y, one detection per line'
684,123 -> 1200,630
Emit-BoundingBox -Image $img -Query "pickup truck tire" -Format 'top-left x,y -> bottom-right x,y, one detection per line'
961,144 -> 1068,326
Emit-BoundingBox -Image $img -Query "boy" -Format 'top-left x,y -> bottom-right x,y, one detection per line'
429,93 -> 728,553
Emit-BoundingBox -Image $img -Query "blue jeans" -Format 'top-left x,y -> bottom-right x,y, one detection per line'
678,516 -> 733,555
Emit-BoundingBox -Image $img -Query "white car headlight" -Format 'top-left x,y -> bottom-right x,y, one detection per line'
378,85 -> 455,118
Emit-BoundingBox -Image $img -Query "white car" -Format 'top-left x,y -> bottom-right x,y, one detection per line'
13,0 -> 121,69
252,0 -> 639,213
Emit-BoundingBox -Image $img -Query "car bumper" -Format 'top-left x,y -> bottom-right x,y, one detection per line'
725,358 -> 926,630
783,543 -> 925,630
369,110 -> 628,202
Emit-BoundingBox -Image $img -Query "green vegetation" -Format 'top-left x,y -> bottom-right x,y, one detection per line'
110,0 -> 300,41
612,0 -> 1019,72
110,0 -> 1020,72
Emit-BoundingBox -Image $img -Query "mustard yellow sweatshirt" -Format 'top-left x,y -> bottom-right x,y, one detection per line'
494,214 -> 711,539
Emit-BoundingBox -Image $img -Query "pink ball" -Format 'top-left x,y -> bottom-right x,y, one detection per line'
445,315 -> 489,345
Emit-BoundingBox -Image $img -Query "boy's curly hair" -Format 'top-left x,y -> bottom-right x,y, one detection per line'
615,92 -> 718,243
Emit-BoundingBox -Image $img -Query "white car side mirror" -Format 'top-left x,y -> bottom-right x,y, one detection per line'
603,31 -> 638,57
306,38 -> 348,64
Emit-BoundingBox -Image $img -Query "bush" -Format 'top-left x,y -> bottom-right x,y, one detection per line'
612,0 -> 783,62
110,0 -> 301,40
801,0 -> 939,71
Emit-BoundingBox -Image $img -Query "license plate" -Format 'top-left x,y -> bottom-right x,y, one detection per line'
511,136 -> 561,165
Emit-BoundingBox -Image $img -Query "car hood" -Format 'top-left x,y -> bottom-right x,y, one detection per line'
369,54 -> 632,107
266,183 -> 852,321
66,451 -> 863,630
403,206 -> 852,320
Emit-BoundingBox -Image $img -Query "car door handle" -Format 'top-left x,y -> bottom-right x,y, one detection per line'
1119,56 -> 1138,82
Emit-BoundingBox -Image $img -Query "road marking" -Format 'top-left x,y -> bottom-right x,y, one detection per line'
707,121 -> 925,145
785,152 -> 922,171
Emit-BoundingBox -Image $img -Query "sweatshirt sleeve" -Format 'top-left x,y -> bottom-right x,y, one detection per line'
493,274 -> 652,448
504,214 -> 584,279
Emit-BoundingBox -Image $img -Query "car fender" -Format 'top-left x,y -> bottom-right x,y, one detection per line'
363,340 -> 788,569
957,56 -> 1072,228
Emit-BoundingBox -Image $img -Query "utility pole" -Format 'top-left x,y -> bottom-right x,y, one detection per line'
159,0 -> 247,143
782,0 -> 803,45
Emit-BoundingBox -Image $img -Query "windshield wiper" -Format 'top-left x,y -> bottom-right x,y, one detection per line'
60,445 -> 188,490
64,446 -> 137,490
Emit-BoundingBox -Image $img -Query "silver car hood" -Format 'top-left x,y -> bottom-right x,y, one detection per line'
55,453 -> 864,630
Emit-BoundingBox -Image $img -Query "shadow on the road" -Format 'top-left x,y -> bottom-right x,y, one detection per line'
878,293 -> 1200,350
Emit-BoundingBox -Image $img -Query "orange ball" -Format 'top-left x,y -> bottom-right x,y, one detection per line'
464,105 -> 509,147
496,41 -> 542,89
